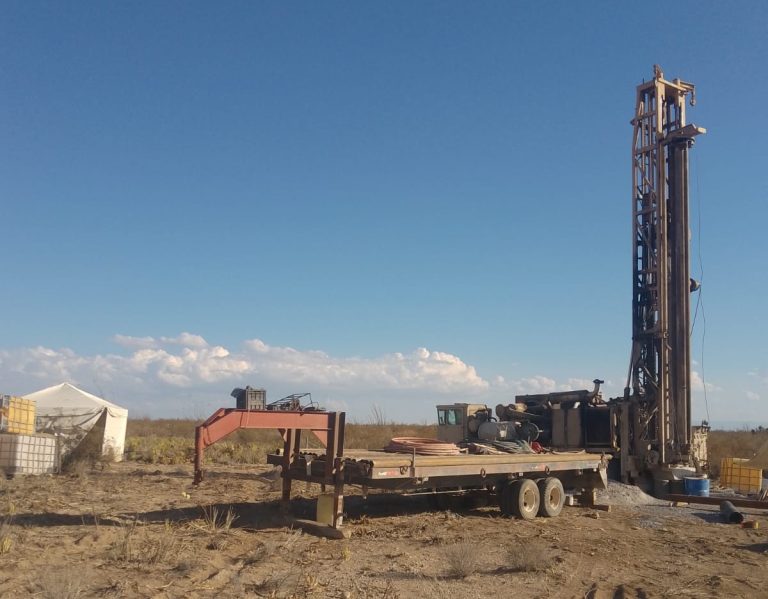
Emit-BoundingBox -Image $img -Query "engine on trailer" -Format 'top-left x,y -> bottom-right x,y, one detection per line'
466,408 -> 540,443
436,379 -> 614,454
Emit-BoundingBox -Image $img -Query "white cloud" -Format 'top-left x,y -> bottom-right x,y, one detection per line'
747,370 -> 768,386
0,333 -> 623,419
160,333 -> 209,348
112,332 -> 209,350
560,378 -> 598,392
0,335 -> 489,397
518,375 -> 557,394
112,334 -> 157,349
691,370 -> 718,392
324,399 -> 349,412
493,375 -> 599,396
747,391 -> 760,402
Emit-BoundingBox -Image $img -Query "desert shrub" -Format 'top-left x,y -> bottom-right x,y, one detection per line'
198,504 -> 237,533
506,540 -> 550,573
191,505 -> 238,550
144,521 -> 181,565
110,518 -> 139,562
442,540 -> 482,579
109,518 -> 180,566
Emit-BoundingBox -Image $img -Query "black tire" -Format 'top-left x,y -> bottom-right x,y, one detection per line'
511,478 -> 540,520
537,477 -> 565,518
499,480 -> 518,516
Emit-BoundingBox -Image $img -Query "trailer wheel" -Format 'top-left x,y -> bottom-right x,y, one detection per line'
537,477 -> 564,518
507,479 -> 540,520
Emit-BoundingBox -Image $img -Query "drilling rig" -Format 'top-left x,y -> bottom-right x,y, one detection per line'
618,65 -> 707,483
431,66 -> 710,488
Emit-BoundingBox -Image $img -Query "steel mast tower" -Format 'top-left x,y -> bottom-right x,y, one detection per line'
621,65 -> 705,481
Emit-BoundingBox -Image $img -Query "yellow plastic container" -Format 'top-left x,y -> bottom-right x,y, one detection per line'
0,396 -> 36,435
720,457 -> 763,494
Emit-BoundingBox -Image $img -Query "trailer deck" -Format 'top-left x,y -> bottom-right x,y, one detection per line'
268,448 -> 607,485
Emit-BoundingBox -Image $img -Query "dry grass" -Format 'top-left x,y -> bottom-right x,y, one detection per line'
198,504 -> 237,533
62,456 -> 90,478
145,521 -> 182,565
245,528 -> 304,564
191,504 -> 238,550
0,498 -> 14,555
124,417 -> 436,465
506,540 -> 550,573
253,567 -> 320,598
125,417 -> 765,485
442,539 -> 482,579
109,518 -> 180,566
707,430 -> 768,477
35,569 -> 83,599
0,516 -> 12,555
344,423 -> 436,450
109,518 -> 139,562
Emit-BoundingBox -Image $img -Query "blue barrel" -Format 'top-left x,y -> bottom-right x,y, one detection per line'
684,476 -> 710,497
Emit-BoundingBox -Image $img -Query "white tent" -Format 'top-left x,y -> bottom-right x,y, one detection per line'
24,383 -> 128,461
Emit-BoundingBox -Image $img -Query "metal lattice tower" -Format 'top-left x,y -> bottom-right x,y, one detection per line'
625,65 -> 705,474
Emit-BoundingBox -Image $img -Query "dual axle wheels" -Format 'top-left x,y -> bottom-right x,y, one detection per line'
500,477 -> 564,520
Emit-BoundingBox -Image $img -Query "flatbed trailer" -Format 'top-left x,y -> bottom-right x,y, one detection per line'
193,408 -> 608,530
267,447 -> 608,527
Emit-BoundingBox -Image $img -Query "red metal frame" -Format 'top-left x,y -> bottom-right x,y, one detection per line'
193,408 -> 346,527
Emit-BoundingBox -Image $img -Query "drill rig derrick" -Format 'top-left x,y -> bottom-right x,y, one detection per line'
619,65 -> 706,482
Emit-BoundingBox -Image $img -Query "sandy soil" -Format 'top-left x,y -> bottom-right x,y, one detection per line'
1,462 -> 767,599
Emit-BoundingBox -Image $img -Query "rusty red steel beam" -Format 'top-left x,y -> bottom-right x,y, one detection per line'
193,409 -> 341,484
665,494 -> 768,510
197,409 -> 337,447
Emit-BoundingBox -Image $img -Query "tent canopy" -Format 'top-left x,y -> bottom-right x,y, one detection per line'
25,383 -> 127,417
24,382 -> 128,460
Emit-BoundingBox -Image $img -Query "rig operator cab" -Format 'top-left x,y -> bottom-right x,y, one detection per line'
436,403 -> 486,444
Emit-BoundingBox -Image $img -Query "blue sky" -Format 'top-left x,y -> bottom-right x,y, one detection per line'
1,2 -> 766,426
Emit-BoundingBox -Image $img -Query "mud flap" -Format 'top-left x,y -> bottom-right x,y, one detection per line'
560,467 -> 608,493
584,466 -> 609,490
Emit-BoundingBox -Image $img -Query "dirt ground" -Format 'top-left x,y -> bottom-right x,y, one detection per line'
1,462 -> 767,599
